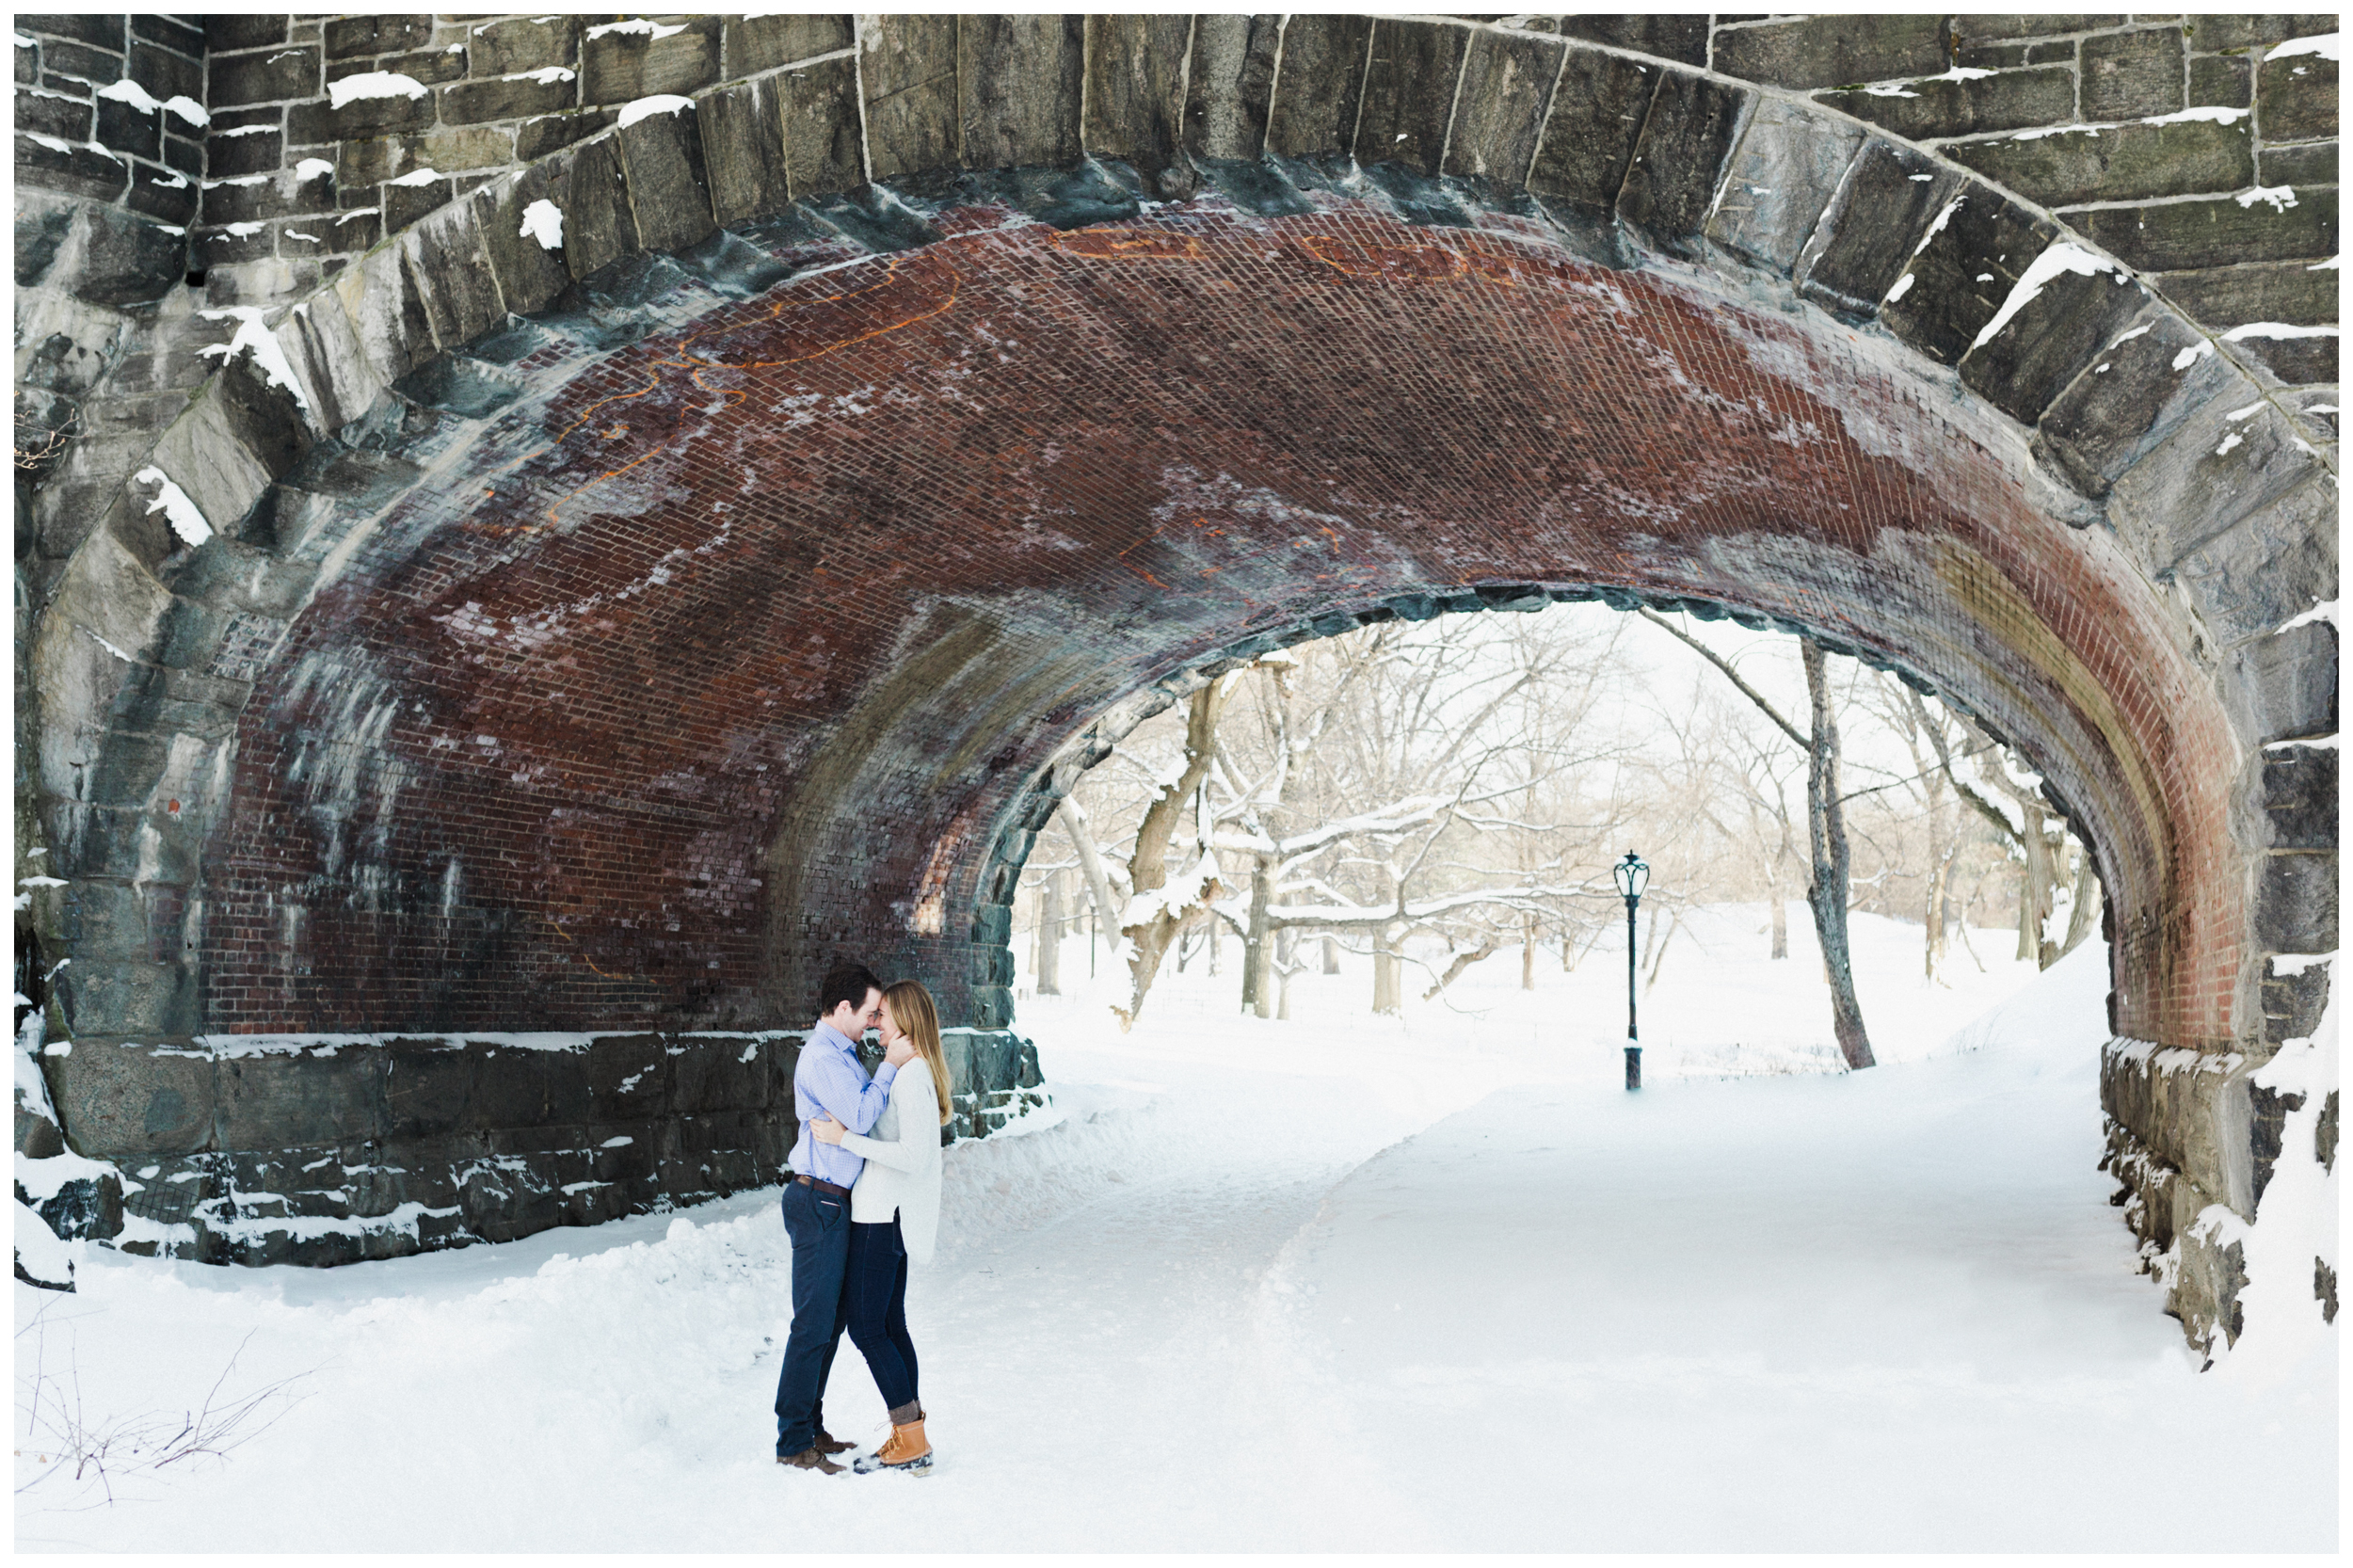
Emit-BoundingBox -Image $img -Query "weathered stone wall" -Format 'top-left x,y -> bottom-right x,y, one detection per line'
11,16 -> 2336,1342
21,1026 -> 1042,1265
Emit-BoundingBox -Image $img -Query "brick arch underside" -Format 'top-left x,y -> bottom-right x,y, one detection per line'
192,200 -> 2239,1050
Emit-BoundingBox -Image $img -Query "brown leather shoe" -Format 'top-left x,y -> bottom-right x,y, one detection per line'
777,1446 -> 844,1474
812,1428 -> 856,1456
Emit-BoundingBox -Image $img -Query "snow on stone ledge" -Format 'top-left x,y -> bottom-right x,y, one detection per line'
586,18 -> 686,40
132,466 -> 211,548
197,307 -> 312,411
1971,244 -> 2119,351
616,93 -> 695,129
520,198 -> 564,250
328,72 -> 428,109
2266,34 -> 2340,62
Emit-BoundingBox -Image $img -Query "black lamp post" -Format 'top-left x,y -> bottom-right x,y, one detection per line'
1613,851 -> 1650,1090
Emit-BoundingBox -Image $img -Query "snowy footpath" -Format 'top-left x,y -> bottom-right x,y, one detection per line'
14,914 -> 2337,1551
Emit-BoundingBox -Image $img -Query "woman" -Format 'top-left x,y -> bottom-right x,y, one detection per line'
811,977 -> 951,1477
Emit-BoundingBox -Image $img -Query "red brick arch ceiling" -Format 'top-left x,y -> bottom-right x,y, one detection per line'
42,68 -> 2330,1065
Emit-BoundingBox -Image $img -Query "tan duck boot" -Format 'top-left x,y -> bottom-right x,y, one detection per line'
853,1402 -> 934,1475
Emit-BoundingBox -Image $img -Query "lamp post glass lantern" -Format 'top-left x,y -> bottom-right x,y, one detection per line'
1613,852 -> 1650,1090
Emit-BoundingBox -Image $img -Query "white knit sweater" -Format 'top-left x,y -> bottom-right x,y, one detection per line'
838,1060 -> 944,1265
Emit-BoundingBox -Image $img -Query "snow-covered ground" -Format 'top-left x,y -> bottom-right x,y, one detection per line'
15,909 -> 2336,1550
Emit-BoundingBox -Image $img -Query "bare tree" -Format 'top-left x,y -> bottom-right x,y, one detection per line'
1637,610 -> 1874,1070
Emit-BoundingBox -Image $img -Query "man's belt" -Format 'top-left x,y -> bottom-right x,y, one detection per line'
793,1175 -> 852,1197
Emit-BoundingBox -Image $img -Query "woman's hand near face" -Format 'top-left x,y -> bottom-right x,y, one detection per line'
811,1115 -> 847,1144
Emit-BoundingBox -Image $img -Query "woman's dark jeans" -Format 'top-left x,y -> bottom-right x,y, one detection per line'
844,1216 -> 920,1413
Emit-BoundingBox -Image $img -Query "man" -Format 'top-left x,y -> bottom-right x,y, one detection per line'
776,960 -> 914,1472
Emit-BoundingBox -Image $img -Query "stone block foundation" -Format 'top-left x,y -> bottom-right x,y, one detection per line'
29,1028 -> 1045,1267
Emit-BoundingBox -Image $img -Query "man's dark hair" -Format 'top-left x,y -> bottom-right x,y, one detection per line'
819,962 -> 884,1018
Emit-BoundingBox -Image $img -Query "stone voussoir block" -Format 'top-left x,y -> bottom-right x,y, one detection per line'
778,49 -> 863,200
1525,45 -> 1655,215
1081,12 -> 1194,196
695,76 -> 789,227
2256,851 -> 2339,952
400,196 -> 506,352
1263,11 -> 1372,161
332,237 -> 436,387
1441,26 -> 1565,189
139,383 -> 277,547
2107,385 -> 2327,567
1960,260 -> 2153,426
274,285 -> 385,436
2229,619 -> 2339,744
616,99 -> 715,255
2169,472 -> 2339,647
471,155 -> 571,317
2260,744 -> 2337,849
552,131 -> 638,282
1794,138 -> 1962,322
1616,68 -> 1753,262
1707,98 -> 1865,277
1181,14 -> 1279,163
1353,17 -> 1470,180
957,14 -> 1082,171
859,13 -> 957,181
1880,182 -> 2054,367
2032,304 -> 2236,497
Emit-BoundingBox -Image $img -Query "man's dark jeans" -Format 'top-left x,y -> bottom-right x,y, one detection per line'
775,1178 -> 851,1456
844,1216 -> 920,1412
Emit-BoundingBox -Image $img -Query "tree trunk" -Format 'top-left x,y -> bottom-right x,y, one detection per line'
1769,880 -> 1789,960
1801,641 -> 1874,1070
1114,681 -> 1227,1031
1276,929 -> 1296,1020
2059,845 -> 2101,959
1923,775 -> 1949,982
1322,935 -> 1341,975
1372,921 -> 1403,1016
1925,846 -> 1952,982
1522,915 -> 1536,990
1059,795 -> 1125,954
2016,801 -> 2050,965
1642,905 -> 1679,996
1245,854 -> 1274,1018
1035,872 -> 1062,995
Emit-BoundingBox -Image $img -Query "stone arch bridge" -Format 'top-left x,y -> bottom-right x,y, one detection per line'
12,14 -> 2339,1352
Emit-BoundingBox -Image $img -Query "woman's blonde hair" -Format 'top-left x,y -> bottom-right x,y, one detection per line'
884,979 -> 953,1127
